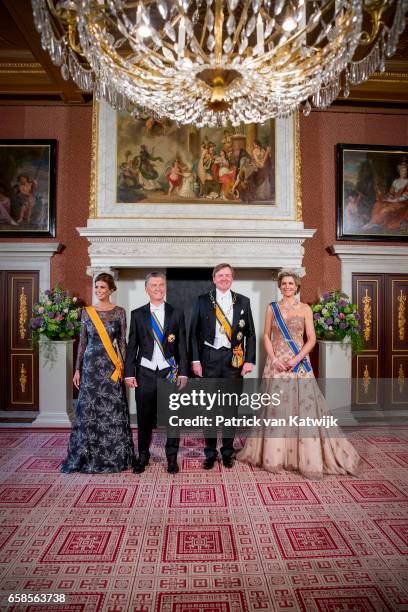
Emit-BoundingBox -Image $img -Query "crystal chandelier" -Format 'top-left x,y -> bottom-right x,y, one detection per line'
31,1 -> 407,126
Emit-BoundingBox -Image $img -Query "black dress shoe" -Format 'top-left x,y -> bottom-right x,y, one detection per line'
222,456 -> 234,468
203,457 -> 216,470
133,461 -> 146,474
167,462 -> 179,474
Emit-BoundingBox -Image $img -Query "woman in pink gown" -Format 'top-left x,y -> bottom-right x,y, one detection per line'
237,270 -> 362,479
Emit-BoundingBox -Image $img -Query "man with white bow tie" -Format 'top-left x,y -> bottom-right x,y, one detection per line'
125,272 -> 188,474
189,263 -> 256,469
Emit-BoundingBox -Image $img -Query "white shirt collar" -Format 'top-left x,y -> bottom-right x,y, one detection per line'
216,288 -> 232,301
150,301 -> 165,311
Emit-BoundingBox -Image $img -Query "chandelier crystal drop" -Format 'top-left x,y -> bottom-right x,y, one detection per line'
31,0 -> 407,126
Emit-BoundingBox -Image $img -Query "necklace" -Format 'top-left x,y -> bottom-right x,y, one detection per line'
96,303 -> 115,311
279,299 -> 298,311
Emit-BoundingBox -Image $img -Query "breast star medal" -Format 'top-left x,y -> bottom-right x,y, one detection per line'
167,334 -> 175,343
238,319 -> 245,328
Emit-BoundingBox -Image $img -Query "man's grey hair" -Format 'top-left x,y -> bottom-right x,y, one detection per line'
145,271 -> 167,287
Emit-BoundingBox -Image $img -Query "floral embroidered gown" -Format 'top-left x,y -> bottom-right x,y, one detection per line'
237,310 -> 362,479
61,306 -> 136,473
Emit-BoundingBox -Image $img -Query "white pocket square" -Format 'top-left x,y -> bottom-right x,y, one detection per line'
240,309 -> 244,314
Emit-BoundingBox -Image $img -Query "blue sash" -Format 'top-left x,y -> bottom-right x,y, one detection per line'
151,311 -> 178,383
271,302 -> 312,374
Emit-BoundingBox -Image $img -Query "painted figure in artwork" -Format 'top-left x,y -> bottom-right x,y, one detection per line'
15,175 -> 37,224
177,164 -> 197,199
251,141 -> 273,201
344,189 -> 368,232
166,158 -> 184,196
201,141 -> 220,197
222,129 -> 234,162
133,145 -> 163,191
218,149 -> 236,200
363,160 -> 408,230
0,183 -> 18,225
232,149 -> 255,202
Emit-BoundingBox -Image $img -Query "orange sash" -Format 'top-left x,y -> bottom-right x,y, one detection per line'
215,302 -> 244,368
215,302 -> 232,340
86,306 -> 123,382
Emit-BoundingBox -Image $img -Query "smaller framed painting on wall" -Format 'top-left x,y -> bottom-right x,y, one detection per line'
337,143 -> 408,241
0,139 -> 57,238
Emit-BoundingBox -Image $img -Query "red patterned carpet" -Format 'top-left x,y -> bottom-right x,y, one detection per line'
0,427 -> 408,611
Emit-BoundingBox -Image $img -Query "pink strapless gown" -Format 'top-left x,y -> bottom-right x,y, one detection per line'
236,314 -> 362,479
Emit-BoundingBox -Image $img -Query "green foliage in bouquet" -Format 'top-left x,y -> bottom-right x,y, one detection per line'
311,290 -> 364,354
31,285 -> 81,343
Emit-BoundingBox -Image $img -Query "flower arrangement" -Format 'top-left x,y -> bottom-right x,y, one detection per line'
31,285 -> 81,344
311,290 -> 363,354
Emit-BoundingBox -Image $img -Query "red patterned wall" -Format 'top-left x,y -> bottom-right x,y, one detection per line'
1,105 -> 407,306
0,105 -> 93,304
300,109 -> 408,303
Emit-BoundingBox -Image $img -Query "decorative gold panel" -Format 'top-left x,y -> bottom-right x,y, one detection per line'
355,279 -> 379,353
19,363 -> 27,394
363,289 -> 372,343
10,354 -> 34,405
19,286 -> 28,340
397,289 -> 406,342
392,355 -> 408,405
392,279 -> 408,352
356,355 -> 378,405
11,276 -> 34,351
5,271 -> 39,411
398,363 -> 404,394
363,365 -> 372,395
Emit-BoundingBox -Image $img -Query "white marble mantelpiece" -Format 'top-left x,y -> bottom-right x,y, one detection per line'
78,224 -> 315,270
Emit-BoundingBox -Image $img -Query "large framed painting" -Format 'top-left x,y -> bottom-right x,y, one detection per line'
117,114 -> 275,204
337,144 -> 408,241
0,140 -> 56,238
92,101 -> 300,221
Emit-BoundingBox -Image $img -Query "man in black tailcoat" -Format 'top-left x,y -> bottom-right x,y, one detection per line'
189,263 -> 256,469
125,272 -> 188,474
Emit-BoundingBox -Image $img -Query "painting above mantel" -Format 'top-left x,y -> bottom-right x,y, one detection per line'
117,113 -> 275,206
90,102 -> 301,224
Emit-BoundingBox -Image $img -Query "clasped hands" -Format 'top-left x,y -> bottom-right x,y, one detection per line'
273,355 -> 302,372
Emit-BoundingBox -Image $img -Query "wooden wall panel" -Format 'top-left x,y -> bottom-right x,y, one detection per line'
3,271 -> 39,410
387,276 -> 408,408
353,273 -> 408,410
352,274 -> 383,408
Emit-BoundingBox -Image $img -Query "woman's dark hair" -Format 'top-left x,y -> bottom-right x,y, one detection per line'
95,272 -> 116,292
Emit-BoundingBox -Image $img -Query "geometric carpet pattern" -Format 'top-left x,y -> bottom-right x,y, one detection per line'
0,427 -> 408,611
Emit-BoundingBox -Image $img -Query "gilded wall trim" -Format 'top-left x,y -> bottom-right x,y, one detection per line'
363,289 -> 372,343
89,101 -> 99,218
19,363 -> 28,394
398,289 -> 406,342
295,112 -> 302,222
19,286 -> 28,341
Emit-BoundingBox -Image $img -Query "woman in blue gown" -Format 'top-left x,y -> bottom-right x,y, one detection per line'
61,273 -> 136,473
